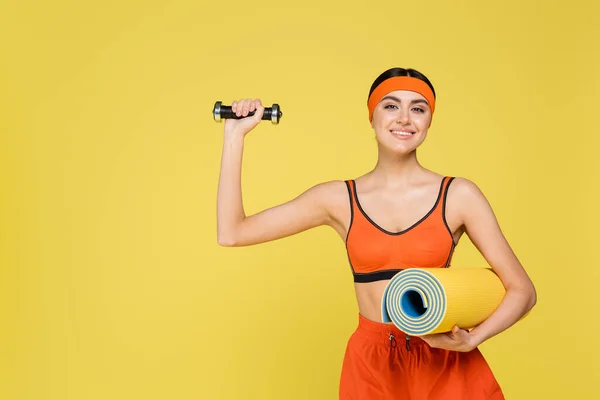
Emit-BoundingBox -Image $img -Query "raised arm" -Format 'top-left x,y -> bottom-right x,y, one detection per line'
217,98 -> 343,247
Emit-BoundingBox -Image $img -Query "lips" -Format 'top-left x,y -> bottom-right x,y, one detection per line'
390,129 -> 416,139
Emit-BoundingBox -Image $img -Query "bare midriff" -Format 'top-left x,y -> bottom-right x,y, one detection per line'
354,280 -> 395,324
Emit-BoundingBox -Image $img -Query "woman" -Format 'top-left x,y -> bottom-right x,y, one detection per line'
216,67 -> 536,399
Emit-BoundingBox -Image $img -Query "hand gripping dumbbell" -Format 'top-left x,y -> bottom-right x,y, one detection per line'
212,101 -> 283,124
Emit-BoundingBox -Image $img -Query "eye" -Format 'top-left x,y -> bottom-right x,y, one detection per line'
412,107 -> 425,113
384,103 -> 398,109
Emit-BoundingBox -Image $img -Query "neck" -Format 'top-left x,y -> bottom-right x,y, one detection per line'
370,150 -> 424,187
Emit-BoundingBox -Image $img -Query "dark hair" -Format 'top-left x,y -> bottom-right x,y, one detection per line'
368,68 -> 436,102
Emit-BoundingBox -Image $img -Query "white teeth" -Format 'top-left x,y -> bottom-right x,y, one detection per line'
391,130 -> 413,136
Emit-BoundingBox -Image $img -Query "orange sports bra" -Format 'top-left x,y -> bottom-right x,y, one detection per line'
345,177 -> 456,283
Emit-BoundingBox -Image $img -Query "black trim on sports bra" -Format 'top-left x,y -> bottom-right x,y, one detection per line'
442,176 -> 457,268
353,269 -> 403,283
345,176 -> 456,283
344,180 -> 354,243
344,180 -> 357,276
351,177 -> 446,236
442,177 -> 457,246
444,241 -> 456,268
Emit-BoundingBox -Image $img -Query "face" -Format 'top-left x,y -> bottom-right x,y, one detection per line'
370,90 -> 433,155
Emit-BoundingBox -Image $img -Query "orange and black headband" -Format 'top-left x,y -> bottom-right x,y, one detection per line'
367,76 -> 436,121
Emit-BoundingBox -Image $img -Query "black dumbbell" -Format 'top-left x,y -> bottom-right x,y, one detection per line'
212,101 -> 282,124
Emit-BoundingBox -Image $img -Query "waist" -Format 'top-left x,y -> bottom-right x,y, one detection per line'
354,278 -> 389,320
355,313 -> 426,345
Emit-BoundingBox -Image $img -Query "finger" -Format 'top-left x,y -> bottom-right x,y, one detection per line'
233,99 -> 239,116
242,98 -> 252,116
237,99 -> 245,116
249,100 -> 256,113
451,326 -> 462,340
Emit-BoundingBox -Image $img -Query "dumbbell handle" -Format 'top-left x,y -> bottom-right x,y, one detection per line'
213,101 -> 282,124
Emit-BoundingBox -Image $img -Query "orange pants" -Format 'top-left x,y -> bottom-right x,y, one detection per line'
339,314 -> 505,400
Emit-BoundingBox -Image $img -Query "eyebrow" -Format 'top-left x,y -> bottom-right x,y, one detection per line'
381,95 -> 429,106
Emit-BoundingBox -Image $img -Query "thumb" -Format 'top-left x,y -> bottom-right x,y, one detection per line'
451,325 -> 461,338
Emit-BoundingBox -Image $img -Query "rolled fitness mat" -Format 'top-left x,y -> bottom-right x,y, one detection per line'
381,268 -> 506,336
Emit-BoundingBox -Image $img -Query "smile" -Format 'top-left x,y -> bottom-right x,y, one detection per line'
390,130 -> 415,136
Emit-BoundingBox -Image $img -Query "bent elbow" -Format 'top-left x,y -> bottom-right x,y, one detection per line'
528,283 -> 537,310
508,279 -> 537,313
218,238 -> 235,247
217,231 -> 237,247
218,238 -> 237,247
517,280 -> 537,313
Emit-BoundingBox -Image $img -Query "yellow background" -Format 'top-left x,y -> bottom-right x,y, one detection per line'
2,0 -> 599,399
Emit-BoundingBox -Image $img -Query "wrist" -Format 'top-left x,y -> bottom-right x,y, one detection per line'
223,131 -> 245,146
468,328 -> 486,348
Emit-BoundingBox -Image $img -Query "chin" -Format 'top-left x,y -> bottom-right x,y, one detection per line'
393,147 -> 418,156
378,136 -> 422,153
380,143 -> 418,156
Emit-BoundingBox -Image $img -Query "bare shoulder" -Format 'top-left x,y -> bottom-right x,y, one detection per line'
308,179 -> 349,196
447,176 -> 489,204
448,176 -> 482,192
308,179 -> 352,213
306,179 -> 353,237
446,176 -> 499,231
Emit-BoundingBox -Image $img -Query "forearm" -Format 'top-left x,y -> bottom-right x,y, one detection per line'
470,284 -> 536,346
217,134 -> 246,244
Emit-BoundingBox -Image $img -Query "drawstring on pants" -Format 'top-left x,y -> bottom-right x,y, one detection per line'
389,333 -> 411,351
388,333 -> 397,349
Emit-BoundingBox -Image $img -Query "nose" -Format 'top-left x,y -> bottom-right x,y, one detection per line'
397,108 -> 410,124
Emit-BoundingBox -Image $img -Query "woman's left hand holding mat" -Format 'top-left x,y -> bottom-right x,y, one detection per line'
420,325 -> 478,352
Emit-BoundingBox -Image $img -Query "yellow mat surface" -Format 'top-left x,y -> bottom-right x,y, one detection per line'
381,268 -> 506,336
